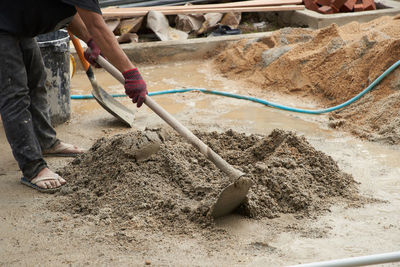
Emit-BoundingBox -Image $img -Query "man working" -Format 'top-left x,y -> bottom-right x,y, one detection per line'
0,0 -> 147,192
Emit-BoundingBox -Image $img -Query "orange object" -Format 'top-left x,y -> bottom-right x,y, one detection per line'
69,33 -> 90,71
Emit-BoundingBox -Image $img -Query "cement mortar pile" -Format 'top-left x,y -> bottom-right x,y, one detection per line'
52,129 -> 362,233
213,16 -> 400,145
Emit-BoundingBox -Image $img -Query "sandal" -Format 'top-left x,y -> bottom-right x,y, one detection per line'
43,142 -> 86,157
20,173 -> 66,193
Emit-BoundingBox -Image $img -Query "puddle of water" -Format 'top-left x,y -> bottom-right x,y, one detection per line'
151,97 -> 187,115
221,105 -> 334,137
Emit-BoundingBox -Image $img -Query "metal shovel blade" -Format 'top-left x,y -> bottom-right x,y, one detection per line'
211,176 -> 253,218
68,31 -> 135,127
89,76 -> 135,127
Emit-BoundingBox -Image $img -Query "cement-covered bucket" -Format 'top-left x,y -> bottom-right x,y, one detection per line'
36,30 -> 71,126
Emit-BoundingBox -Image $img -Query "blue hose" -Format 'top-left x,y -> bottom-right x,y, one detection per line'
70,60 -> 400,114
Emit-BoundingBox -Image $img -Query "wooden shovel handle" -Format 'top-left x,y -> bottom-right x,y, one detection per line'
96,54 -> 245,180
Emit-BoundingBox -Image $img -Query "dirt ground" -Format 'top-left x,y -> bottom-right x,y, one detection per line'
1,17 -> 400,266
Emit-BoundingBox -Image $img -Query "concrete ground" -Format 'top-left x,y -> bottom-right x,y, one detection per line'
1,59 -> 399,266
2,11 -> 400,266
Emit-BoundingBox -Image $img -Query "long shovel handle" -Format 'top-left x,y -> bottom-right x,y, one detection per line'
96,55 -> 245,180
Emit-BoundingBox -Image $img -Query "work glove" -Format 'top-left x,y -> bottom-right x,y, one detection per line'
84,38 -> 102,68
123,68 -> 148,108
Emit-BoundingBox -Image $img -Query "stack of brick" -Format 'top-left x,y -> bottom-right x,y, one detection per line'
304,0 -> 376,14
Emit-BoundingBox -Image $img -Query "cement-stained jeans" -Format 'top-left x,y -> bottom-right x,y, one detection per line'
0,32 -> 59,180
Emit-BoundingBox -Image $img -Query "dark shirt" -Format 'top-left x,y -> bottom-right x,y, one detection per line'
0,0 -> 101,37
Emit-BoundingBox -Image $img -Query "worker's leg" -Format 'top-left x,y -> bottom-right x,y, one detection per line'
0,33 -> 48,180
21,38 -> 59,151
22,37 -> 86,157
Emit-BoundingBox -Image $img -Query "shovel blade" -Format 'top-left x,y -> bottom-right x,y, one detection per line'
211,176 -> 253,218
91,83 -> 135,128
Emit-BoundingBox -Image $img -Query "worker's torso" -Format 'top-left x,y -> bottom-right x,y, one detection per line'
0,0 -> 101,37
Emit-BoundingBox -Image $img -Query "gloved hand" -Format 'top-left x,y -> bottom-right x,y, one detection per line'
123,68 -> 148,108
84,38 -> 102,68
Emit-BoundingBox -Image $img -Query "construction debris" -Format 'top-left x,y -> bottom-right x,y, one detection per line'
147,10 -> 188,41
101,0 -> 304,18
304,0 -> 377,14
101,0 -> 305,43
175,13 -> 204,33
114,16 -> 144,35
117,32 -> 139,43
113,16 -> 143,43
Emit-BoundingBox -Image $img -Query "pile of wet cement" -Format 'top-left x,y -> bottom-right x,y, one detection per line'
213,17 -> 400,145
52,128 -> 362,232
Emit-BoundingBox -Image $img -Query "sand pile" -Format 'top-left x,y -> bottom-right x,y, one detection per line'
52,128 -> 362,232
213,16 -> 400,145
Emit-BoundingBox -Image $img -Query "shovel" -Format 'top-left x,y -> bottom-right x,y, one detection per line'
68,32 -> 135,127
95,55 -> 253,218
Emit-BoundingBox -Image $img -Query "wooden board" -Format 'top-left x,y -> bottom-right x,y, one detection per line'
103,5 -> 305,18
102,0 -> 303,12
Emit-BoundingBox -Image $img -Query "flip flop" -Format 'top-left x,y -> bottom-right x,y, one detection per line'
43,142 -> 86,157
20,175 -> 64,193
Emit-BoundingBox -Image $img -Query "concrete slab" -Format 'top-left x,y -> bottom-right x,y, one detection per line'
260,0 -> 400,28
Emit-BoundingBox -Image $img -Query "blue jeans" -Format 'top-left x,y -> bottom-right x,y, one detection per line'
0,32 -> 59,180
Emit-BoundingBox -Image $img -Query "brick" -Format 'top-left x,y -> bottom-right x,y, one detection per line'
341,0 -> 357,11
316,0 -> 332,6
330,4 -> 340,12
362,0 -> 376,10
318,5 -> 335,13
331,0 -> 349,10
339,5 -> 351,11
354,3 -> 365,11
304,0 -> 320,11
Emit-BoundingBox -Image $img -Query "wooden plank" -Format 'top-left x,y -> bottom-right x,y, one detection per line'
163,5 -> 305,13
103,5 -> 305,18
102,0 -> 303,12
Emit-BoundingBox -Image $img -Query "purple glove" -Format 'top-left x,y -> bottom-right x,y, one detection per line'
123,68 -> 148,108
84,38 -> 102,68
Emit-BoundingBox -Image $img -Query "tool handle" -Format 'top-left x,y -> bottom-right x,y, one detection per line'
68,32 -> 90,71
96,55 -> 244,180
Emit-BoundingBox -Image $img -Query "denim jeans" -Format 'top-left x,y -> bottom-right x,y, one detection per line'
0,32 -> 58,180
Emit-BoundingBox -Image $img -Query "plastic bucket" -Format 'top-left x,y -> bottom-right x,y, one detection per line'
36,30 -> 71,126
